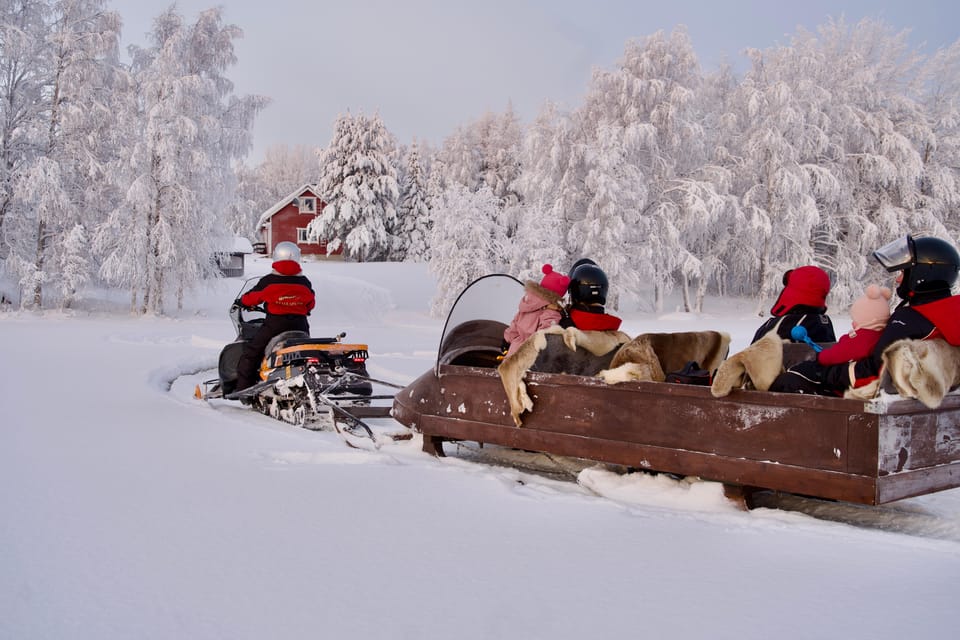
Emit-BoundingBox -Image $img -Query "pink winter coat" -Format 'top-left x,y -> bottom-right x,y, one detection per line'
504,289 -> 562,356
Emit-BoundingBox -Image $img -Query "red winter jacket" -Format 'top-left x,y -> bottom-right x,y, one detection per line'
240,260 -> 315,316
817,328 -> 882,366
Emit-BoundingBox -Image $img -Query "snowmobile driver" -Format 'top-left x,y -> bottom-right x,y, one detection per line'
235,241 -> 316,394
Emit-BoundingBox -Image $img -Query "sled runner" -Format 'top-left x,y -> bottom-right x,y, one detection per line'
392,275 -> 960,506
195,279 -> 407,448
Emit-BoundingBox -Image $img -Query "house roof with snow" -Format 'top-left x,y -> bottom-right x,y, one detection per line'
256,183 -> 321,229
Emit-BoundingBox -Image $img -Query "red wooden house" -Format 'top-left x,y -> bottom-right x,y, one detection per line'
256,184 -> 344,259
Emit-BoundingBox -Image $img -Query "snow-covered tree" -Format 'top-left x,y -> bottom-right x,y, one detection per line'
57,222 -> 88,308
580,28 -> 712,311
309,113 -> 399,261
0,0 -> 48,262
428,185 -> 508,316
513,102 -> 598,276
393,142 -> 431,262
725,18 -> 943,309
96,7 -> 265,314
2,0 -> 122,308
233,144 -> 317,238
439,107 -> 523,206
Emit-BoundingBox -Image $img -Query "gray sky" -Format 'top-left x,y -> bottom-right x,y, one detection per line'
115,0 -> 960,162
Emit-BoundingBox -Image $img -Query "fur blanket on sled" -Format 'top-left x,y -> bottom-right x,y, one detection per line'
710,332 -> 960,409
880,338 -> 960,408
710,330 -> 786,397
498,325 -> 730,427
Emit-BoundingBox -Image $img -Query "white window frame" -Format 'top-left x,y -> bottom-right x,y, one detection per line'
298,196 -> 316,214
297,227 -> 316,244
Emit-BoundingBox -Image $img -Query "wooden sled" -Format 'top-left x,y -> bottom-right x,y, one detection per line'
391,275 -> 960,506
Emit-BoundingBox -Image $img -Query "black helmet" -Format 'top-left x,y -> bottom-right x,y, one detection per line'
569,263 -> 609,306
568,258 -> 597,278
874,234 -> 959,297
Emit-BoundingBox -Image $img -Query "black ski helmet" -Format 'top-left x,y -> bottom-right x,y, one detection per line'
568,258 -> 597,278
569,263 -> 609,306
874,234 -> 960,298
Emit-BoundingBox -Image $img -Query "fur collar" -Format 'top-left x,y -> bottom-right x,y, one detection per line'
524,280 -> 563,304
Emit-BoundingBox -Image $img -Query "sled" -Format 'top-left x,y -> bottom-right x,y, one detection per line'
195,278 -> 407,448
391,275 -> 960,506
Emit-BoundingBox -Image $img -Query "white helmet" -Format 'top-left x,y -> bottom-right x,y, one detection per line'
273,241 -> 301,263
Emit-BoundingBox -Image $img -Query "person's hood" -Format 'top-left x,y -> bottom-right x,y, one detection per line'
771,266 -> 830,316
272,260 -> 302,276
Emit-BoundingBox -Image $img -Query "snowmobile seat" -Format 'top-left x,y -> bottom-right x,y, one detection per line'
264,331 -> 311,355
438,319 -> 510,368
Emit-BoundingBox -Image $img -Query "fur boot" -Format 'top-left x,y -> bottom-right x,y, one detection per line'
711,330 -> 784,397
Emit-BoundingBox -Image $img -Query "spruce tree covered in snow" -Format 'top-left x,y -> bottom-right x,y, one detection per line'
428,185 -> 507,317
96,7 -> 264,314
309,113 -> 399,261
394,142 -> 432,262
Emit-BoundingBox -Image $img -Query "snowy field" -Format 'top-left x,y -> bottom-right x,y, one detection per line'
2,258 -> 959,639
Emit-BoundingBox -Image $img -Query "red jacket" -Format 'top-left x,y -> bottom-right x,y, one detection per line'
817,328 -> 882,366
240,261 -> 315,316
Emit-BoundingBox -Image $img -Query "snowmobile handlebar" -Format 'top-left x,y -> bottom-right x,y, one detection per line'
232,299 -> 265,313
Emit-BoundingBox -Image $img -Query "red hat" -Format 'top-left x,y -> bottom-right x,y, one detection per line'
540,264 -> 571,297
770,265 -> 830,316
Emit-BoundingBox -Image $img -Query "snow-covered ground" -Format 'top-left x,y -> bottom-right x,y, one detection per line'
2,258 -> 959,639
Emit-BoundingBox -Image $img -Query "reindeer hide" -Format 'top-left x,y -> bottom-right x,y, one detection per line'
881,338 -> 960,409
497,328 -> 629,427
598,331 -> 731,385
711,330 -> 784,397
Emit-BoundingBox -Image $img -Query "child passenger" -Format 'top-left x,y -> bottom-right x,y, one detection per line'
816,284 -> 892,367
751,265 -> 836,345
770,283 -> 892,396
503,264 -> 571,356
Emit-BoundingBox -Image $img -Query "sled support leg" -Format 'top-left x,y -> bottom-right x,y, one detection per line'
423,435 -> 446,457
722,484 -> 760,510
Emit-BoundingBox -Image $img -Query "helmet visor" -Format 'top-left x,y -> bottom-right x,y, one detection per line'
873,236 -> 913,272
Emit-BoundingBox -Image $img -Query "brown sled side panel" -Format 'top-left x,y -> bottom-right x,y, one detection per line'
392,364 -> 960,505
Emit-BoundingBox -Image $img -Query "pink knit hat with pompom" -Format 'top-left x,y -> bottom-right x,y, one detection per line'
539,264 -> 571,297
850,284 -> 892,331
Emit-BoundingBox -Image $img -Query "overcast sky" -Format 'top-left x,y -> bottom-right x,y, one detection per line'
115,1 -> 960,162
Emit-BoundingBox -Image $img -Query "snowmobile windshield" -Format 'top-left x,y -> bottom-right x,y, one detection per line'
873,236 -> 913,272
436,274 -> 523,371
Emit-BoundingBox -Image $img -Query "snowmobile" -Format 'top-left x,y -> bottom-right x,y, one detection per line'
195,279 -> 404,447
